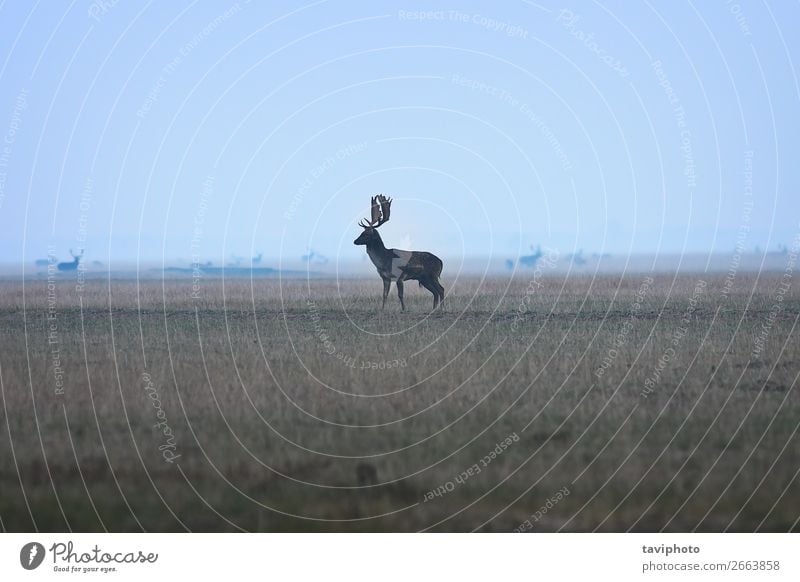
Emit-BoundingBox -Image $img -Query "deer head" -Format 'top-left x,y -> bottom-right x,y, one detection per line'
354,194 -> 391,245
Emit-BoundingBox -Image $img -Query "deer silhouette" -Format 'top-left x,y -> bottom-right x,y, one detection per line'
57,249 -> 83,271
354,195 -> 444,310
519,245 -> 543,268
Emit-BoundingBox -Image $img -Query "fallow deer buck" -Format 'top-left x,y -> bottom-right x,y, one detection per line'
354,195 -> 444,310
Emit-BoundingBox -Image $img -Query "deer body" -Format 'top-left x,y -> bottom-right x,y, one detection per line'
365,245 -> 413,281
57,250 -> 82,272
355,195 -> 444,310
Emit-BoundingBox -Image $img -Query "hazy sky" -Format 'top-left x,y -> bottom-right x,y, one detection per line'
0,1 -> 798,267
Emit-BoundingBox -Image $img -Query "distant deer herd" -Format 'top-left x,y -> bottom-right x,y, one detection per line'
43,195 -> 445,311
354,195 -> 444,310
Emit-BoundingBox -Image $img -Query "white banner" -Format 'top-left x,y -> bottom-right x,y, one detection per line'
0,533 -> 797,581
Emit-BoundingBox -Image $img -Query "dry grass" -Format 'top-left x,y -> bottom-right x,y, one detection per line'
0,272 -> 798,531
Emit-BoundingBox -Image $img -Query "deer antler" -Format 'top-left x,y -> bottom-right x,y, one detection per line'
359,194 -> 392,228
370,196 -> 382,225
376,194 -> 391,226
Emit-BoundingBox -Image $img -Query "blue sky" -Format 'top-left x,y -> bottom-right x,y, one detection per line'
0,1 -> 798,267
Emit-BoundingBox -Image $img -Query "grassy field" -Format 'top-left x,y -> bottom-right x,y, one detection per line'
0,271 -> 798,532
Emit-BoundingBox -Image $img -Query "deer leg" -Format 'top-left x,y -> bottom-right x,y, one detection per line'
421,279 -> 439,309
435,279 -> 445,306
382,278 -> 390,309
396,278 -> 405,311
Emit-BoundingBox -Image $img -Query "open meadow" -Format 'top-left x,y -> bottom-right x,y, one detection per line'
0,271 -> 798,532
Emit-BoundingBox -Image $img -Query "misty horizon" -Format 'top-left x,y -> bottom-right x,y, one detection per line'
1,3 -> 798,267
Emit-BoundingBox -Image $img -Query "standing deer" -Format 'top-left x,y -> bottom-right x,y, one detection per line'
57,249 -> 83,271
354,195 -> 444,310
